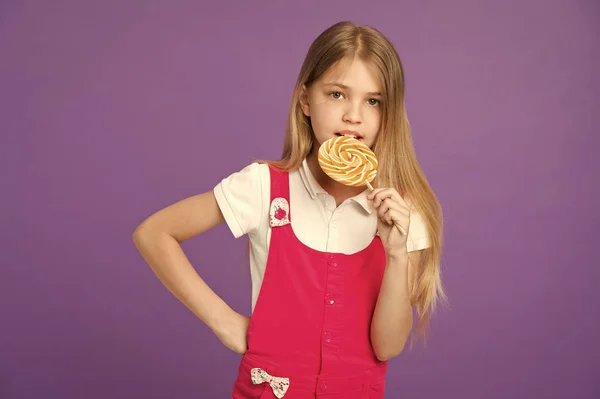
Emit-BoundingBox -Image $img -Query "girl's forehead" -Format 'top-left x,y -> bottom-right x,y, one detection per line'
318,57 -> 382,93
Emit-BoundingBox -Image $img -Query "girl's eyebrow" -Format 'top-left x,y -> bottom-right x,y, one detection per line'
324,83 -> 381,96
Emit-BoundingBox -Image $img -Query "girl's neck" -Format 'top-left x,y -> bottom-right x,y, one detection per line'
306,150 -> 366,206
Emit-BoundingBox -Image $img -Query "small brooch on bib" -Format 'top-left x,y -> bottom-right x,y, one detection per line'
270,197 -> 290,227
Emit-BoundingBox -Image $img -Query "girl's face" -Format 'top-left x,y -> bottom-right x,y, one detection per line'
300,57 -> 383,149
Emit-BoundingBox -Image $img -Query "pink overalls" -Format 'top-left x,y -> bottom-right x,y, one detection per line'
232,166 -> 388,399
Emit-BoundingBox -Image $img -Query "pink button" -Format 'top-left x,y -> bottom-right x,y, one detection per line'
324,293 -> 335,305
322,331 -> 332,343
320,381 -> 328,391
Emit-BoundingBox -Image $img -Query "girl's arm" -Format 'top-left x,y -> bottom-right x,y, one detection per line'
370,249 -> 421,361
133,191 -> 248,354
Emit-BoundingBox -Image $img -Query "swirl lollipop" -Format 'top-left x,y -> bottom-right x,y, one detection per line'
318,135 -> 407,235
318,135 -> 378,189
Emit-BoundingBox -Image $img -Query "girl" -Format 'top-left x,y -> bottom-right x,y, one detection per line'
134,21 -> 444,399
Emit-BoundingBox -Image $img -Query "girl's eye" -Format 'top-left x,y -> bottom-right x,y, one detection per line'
368,98 -> 381,106
330,91 -> 344,99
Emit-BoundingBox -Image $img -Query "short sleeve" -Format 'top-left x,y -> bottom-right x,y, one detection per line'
213,163 -> 269,238
406,209 -> 431,252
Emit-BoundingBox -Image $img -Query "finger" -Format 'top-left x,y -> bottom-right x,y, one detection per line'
369,188 -> 396,200
377,198 -> 398,217
368,188 -> 386,197
378,206 -> 407,226
377,207 -> 408,228
373,191 -> 394,207
379,206 -> 409,231
380,213 -> 409,229
376,211 -> 394,227
387,216 -> 409,235
369,188 -> 405,207
377,198 -> 410,216
367,188 -> 387,203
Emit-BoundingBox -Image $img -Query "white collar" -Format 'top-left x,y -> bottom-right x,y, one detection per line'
299,158 -> 372,214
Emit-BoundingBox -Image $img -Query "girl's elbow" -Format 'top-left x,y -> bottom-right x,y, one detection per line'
375,345 -> 404,362
132,224 -> 148,246
132,223 -> 156,249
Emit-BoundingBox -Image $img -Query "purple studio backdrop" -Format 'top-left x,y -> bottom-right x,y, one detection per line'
1,1 -> 598,398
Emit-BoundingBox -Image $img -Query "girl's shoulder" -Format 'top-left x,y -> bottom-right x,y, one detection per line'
217,161 -> 302,189
224,161 -> 270,178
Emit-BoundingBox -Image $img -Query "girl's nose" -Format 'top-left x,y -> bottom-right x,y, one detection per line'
343,102 -> 363,124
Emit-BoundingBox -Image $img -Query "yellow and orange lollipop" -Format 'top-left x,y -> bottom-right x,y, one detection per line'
317,135 -> 378,189
318,135 -> 407,235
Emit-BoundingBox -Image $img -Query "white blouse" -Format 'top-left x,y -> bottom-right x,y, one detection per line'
213,159 -> 430,311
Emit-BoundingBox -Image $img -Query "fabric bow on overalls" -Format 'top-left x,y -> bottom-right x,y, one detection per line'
251,367 -> 290,398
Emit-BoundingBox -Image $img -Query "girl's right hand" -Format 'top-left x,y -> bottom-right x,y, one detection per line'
213,310 -> 250,355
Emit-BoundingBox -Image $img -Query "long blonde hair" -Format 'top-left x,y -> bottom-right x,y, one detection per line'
264,21 -> 446,343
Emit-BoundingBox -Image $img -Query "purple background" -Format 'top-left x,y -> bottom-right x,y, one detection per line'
2,1 -> 598,398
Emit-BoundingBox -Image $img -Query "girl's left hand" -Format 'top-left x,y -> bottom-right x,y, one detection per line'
367,188 -> 410,258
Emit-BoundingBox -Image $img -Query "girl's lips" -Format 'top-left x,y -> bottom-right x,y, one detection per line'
336,130 -> 363,140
